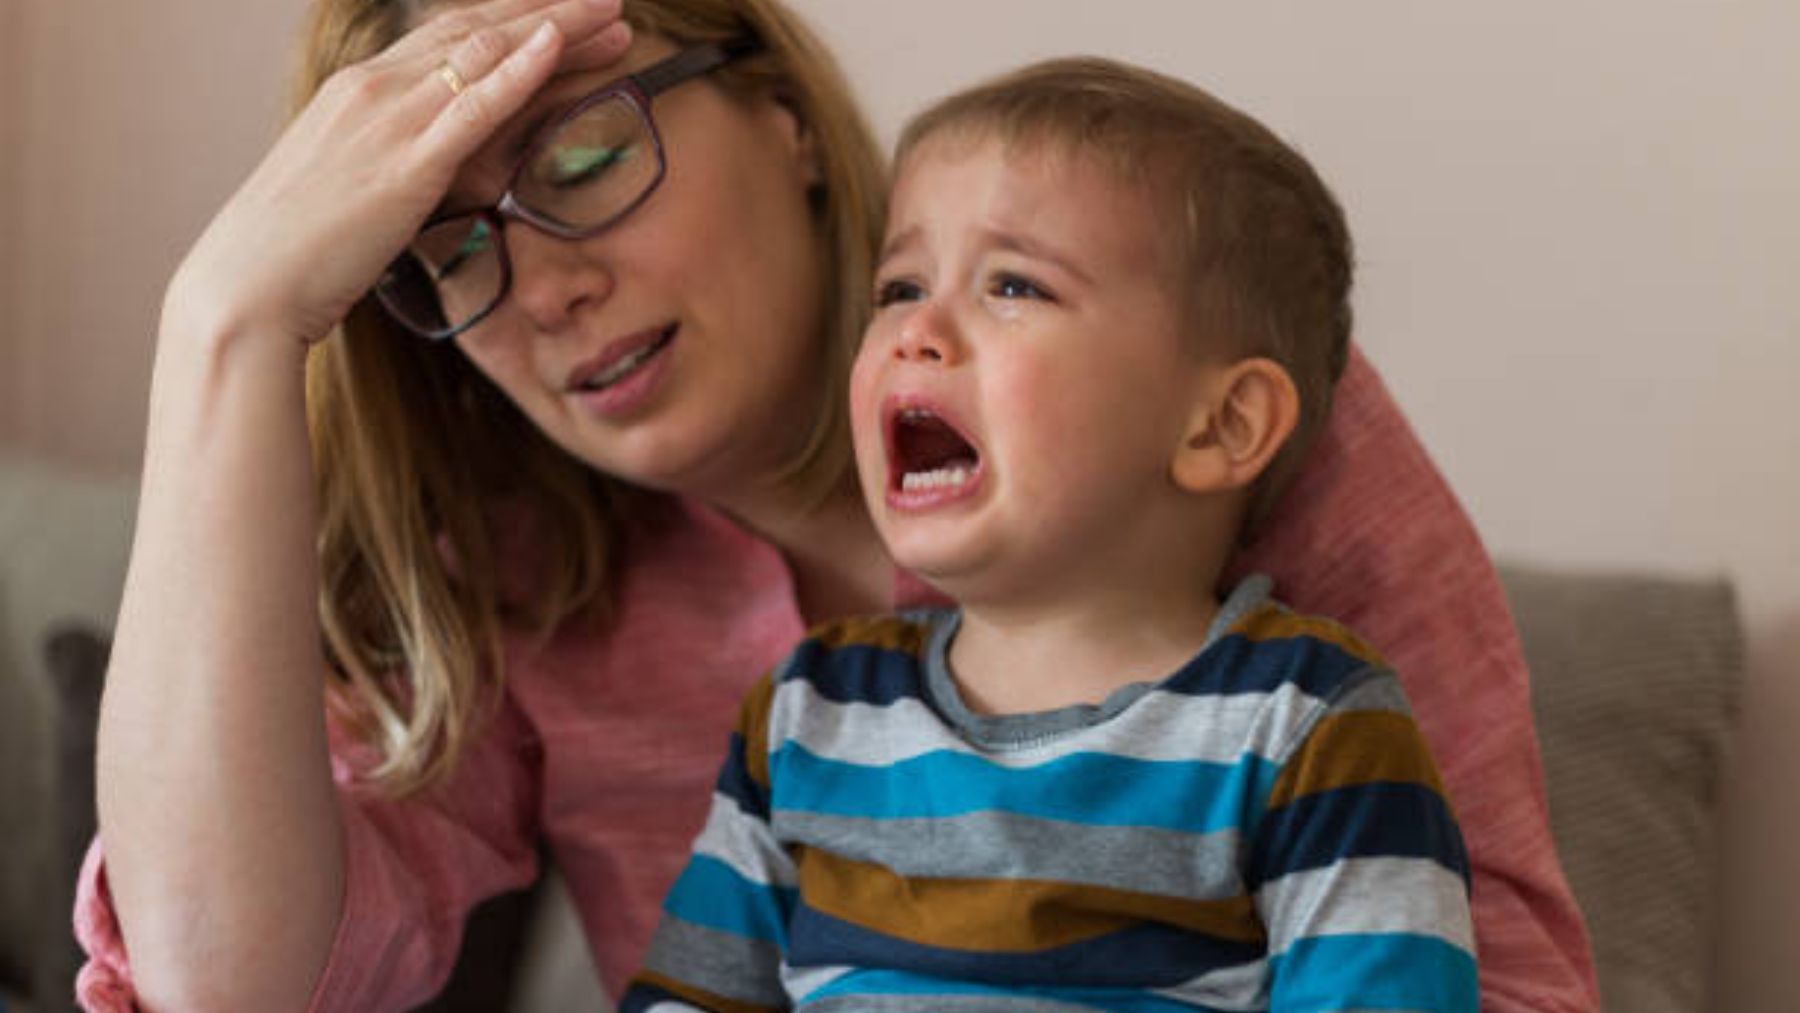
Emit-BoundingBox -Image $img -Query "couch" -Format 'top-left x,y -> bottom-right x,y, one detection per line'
0,451 -> 1745,1012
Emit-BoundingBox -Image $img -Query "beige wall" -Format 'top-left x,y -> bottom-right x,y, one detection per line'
1,0 -> 304,469
3,0 -> 1795,1005
0,0 -> 22,443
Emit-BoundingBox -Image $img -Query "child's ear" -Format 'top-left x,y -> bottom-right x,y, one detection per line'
1170,358 -> 1301,495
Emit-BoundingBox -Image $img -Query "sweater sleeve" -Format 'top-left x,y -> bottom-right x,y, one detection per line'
1230,346 -> 1599,1012
74,693 -> 544,1012
1251,669 -> 1477,1012
620,674 -> 794,1013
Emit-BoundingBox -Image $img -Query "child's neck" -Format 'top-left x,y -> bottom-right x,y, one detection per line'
947,581 -> 1223,716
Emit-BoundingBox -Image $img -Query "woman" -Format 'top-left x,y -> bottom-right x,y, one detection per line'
81,0 -> 1596,1009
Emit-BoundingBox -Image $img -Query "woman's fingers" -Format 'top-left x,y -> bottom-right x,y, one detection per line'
419,20 -> 568,162
412,19 -> 633,164
396,0 -> 632,149
390,0 -> 623,72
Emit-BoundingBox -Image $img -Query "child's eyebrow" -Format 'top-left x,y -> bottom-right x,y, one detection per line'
978,227 -> 1094,286
877,225 -> 922,270
877,224 -> 1094,287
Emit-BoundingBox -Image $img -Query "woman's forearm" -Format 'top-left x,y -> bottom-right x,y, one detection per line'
96,300 -> 343,1013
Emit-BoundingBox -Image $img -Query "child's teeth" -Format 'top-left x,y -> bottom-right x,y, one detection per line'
901,466 -> 973,492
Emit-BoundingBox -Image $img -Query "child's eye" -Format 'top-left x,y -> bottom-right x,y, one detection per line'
989,273 -> 1053,301
874,278 -> 925,308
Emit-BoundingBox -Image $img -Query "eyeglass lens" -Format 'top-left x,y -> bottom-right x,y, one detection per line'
377,93 -> 659,338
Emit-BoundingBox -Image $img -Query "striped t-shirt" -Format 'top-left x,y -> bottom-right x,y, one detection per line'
623,576 -> 1477,1012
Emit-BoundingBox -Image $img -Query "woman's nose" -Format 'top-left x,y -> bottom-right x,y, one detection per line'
894,303 -> 962,365
503,221 -> 614,331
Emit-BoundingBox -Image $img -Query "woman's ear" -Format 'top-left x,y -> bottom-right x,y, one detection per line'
769,91 -> 824,188
1170,358 -> 1301,495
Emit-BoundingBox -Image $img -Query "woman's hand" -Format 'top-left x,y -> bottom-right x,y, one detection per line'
169,0 -> 632,347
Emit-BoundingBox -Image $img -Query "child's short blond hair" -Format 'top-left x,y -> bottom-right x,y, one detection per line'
896,57 -> 1353,528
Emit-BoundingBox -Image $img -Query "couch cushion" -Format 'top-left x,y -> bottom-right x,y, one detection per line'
0,454 -> 135,1008
1500,564 -> 1743,1013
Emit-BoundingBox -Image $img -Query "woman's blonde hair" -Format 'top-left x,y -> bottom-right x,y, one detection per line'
296,0 -> 886,795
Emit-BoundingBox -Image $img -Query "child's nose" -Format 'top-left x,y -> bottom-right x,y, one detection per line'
894,304 -> 962,365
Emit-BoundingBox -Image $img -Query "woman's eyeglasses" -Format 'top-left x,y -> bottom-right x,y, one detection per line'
375,38 -> 760,340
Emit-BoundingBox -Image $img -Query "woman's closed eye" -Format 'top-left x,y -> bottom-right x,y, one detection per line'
534,144 -> 635,189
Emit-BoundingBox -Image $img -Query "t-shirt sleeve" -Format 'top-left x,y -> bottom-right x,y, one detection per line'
73,693 -> 545,1012
1230,345 -> 1599,1012
620,673 -> 794,1013
1251,668 -> 1477,1012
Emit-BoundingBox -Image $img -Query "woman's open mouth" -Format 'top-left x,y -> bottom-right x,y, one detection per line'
566,324 -> 679,419
570,324 -> 678,392
885,402 -> 984,509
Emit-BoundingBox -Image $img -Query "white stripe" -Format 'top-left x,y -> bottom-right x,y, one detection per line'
782,961 -> 856,1004
1152,957 -> 1271,1012
1255,857 -> 1475,957
768,675 -> 1339,768
689,792 -> 799,890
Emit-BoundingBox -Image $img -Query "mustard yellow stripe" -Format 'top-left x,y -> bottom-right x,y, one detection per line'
1267,710 -> 1449,810
795,846 -> 1264,952
810,613 -> 933,655
631,970 -> 785,1013
1230,607 -> 1386,668
738,673 -> 777,791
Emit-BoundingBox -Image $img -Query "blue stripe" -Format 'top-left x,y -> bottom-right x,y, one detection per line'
661,854 -> 796,945
801,968 -> 1238,1013
779,639 -> 927,706
1246,782 -> 1470,889
1269,933 -> 1478,1011
1166,632 -> 1373,702
789,903 -> 1262,989
771,743 -> 1280,835
714,732 -> 769,820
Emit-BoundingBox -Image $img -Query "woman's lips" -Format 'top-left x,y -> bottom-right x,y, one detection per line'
566,324 -> 678,419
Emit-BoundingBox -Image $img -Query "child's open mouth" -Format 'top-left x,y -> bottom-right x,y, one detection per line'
886,403 -> 984,507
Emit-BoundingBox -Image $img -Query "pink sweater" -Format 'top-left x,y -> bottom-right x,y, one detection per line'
75,349 -> 1598,1012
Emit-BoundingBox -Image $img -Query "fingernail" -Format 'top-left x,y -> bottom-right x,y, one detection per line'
526,20 -> 557,51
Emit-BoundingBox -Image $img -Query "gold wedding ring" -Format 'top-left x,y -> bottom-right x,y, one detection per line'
437,59 -> 468,97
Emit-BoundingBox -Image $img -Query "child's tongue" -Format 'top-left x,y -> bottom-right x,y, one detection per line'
897,413 -> 978,477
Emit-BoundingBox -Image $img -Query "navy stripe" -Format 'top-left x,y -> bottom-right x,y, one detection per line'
1246,782 -> 1469,889
787,903 -> 1263,988
714,731 -> 769,820
1164,633 -> 1374,701
780,640 -> 927,706
617,980 -> 684,1013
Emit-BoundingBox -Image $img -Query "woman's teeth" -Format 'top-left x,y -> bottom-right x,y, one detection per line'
901,465 -> 974,492
583,342 -> 660,390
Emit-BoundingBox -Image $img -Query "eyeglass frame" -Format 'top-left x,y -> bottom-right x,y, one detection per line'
377,37 -> 763,341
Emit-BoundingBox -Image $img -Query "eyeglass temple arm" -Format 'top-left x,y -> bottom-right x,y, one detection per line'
631,37 -> 761,98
